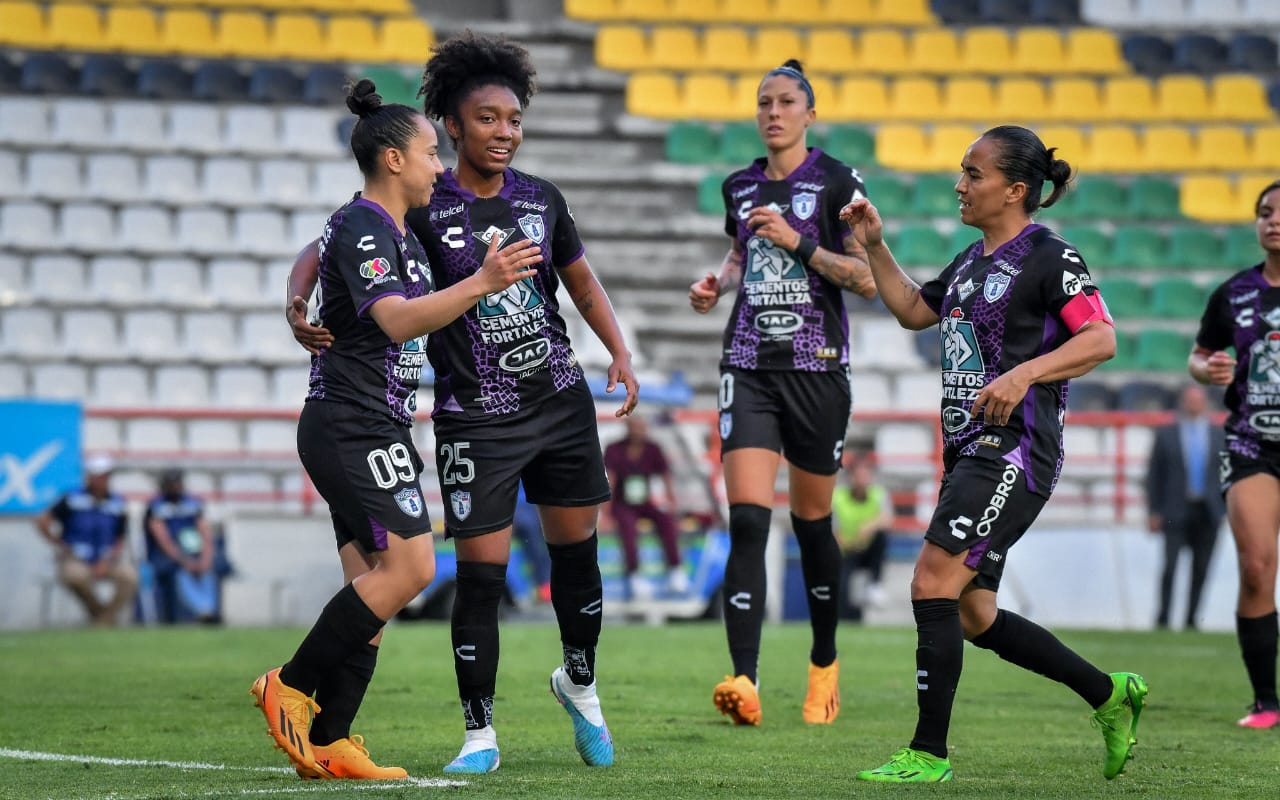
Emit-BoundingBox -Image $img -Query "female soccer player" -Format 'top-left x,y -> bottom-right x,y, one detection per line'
1191,179 -> 1280,730
840,126 -> 1146,782
252,78 -> 538,780
688,59 -> 875,726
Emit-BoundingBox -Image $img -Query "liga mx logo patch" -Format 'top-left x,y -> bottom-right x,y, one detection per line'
394,487 -> 423,518
450,490 -> 472,521
517,213 -> 545,243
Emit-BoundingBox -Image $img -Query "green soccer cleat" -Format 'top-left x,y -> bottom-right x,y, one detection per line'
856,747 -> 954,783
1091,672 -> 1148,780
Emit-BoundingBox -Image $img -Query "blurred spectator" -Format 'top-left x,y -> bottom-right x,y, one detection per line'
832,453 -> 892,621
143,469 -> 225,624
603,414 -> 687,598
512,482 -> 552,604
1146,384 -> 1225,630
33,455 -> 137,626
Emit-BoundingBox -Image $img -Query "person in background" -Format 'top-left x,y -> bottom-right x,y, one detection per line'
144,469 -> 221,624
513,482 -> 552,604
603,413 -> 687,599
1145,384 -> 1225,631
34,455 -> 137,626
831,452 -> 892,621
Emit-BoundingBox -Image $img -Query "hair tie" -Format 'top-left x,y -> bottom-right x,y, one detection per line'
765,66 -> 815,109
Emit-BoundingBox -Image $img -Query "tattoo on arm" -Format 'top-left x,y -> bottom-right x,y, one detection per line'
808,232 -> 873,294
574,286 -> 596,314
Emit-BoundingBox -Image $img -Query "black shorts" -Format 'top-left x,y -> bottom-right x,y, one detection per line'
297,400 -> 433,552
1221,435 -> 1280,493
431,381 -> 611,538
924,455 -> 1046,592
717,367 -> 851,475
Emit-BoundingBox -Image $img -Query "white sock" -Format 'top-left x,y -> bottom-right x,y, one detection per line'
458,726 -> 498,756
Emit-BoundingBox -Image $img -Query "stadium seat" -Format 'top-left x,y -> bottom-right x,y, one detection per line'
702,26 -> 750,71
1154,75 -> 1211,121
0,151 -> 18,200
719,122 -> 761,164
0,306 -> 58,358
269,13 -> 326,61
215,11 -> 271,59
947,226 -> 980,256
249,65 -> 304,104
1134,328 -> 1191,371
1188,0 -> 1243,24
224,107 -> 279,154
235,210 -> 290,257
214,366 -> 271,408
325,16 -> 381,63
873,124 -> 930,171
108,100 -> 167,153
888,77 -> 941,120
301,64 -> 348,106
1066,380 -> 1115,411
941,77 -> 995,121
1029,0 -> 1081,23
696,172 -> 726,216
63,309 -> 120,363
1172,33 -> 1227,74
0,2 -> 48,49
894,224 -> 949,267
979,0 -> 1031,21
19,53 -> 78,95
146,256 -> 205,307
805,29 -> 857,73
626,72 -> 679,118
1243,0 -> 1280,23
285,106 -> 345,158
91,364 -> 151,407
667,0 -> 720,21
682,73 -> 740,121
1086,123 -> 1144,173
377,17 -> 434,62
1223,224 -> 1260,264
1115,378 -> 1174,410
850,372 -> 892,410
910,173 -> 960,217
47,3 -> 103,52
88,255 -> 145,306
0,200 -> 54,251
665,121 -> 718,164
184,311 -> 239,364
858,29 -> 910,73
907,29 -> 961,75
0,56 -> 17,93
823,125 -> 875,165
873,0 -> 935,24
1150,277 -> 1208,318
136,59 -> 193,99
1108,225 -> 1167,269
932,0 -> 980,22
313,159 -> 360,204
177,207 -> 233,255
865,174 -> 911,217
143,155 -> 199,205
1195,125 -> 1250,171
959,27 -> 1013,75
1064,28 -> 1126,74
1095,276 -> 1146,319
79,55 -> 135,97
30,363 -> 84,402
752,27 -> 804,72
85,153 -> 142,204
595,25 -> 649,71
1139,125 -> 1195,171
25,151 -> 81,202
1179,174 -> 1251,223
1210,75 -> 1273,122
931,124 -> 982,169
123,310 -> 180,361
1100,77 -> 1156,122
29,254 -> 85,303
192,62 -> 248,101
158,9 -> 217,57
117,205 -> 175,254
60,202 -> 115,254
768,0 -> 824,22
123,418 -> 182,452
1125,176 -> 1180,220
1012,27 -> 1065,75
1167,226 -> 1221,269
103,6 -> 160,54
356,66 -> 416,106
153,366 -> 213,409
993,77 -> 1048,122
835,77 -> 889,123
1036,124 -> 1086,166
1065,177 -> 1128,220
1046,78 -> 1102,122
187,418 -> 243,453
1058,224 -> 1113,265
1227,33 -> 1278,73
246,418 -> 298,454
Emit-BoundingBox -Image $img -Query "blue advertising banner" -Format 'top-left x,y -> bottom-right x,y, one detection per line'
0,400 -> 83,514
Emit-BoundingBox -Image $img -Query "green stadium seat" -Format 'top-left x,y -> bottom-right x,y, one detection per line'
696,172 -> 726,216
1167,226 -> 1222,269
1223,224 -> 1260,266
1125,177 -> 1181,221
947,226 -> 980,257
1149,278 -> 1207,319
1098,328 -> 1136,371
1059,225 -> 1113,267
718,122 -> 761,164
359,66 -> 417,106
894,224 -> 949,267
1062,177 -> 1128,221
909,174 -> 960,218
1106,226 -> 1166,269
665,121 -> 719,164
866,175 -> 911,217
1096,277 -> 1146,321
822,125 -> 875,166
1134,328 -> 1192,371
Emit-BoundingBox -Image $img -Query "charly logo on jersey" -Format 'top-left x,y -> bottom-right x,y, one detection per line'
472,225 -> 515,248
983,272 -> 1011,302
394,487 -> 423,518
792,191 -> 817,220
517,213 -> 546,244
359,257 -> 396,288
450,490 -> 471,521
476,277 -> 552,375
940,308 -> 985,432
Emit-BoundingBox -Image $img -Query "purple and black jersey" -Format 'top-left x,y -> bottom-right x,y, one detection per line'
307,197 -> 434,426
408,167 -> 585,418
719,148 -> 865,372
920,225 -> 1112,497
1196,264 -> 1280,454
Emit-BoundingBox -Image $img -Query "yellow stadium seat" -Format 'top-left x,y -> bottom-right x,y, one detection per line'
684,73 -> 741,121
1100,76 -> 1156,122
805,29 -> 857,73
888,77 -> 942,121
215,11 -> 270,58
617,0 -> 672,21
103,6 -> 161,53
325,16 -> 379,63
1011,27 -> 1065,76
565,0 -> 621,20
0,2 -> 47,49
941,77 -> 995,122
1140,125 -> 1195,172
1250,126 -> 1280,170
157,9 -> 216,56
668,0 -> 720,21
703,26 -> 751,71
1036,125 -> 1087,166
873,0 -> 934,24
1046,77 -> 1102,122
1154,75 -> 1210,122
1211,74 -> 1274,122
858,29 -> 910,73
626,72 -> 680,118
1064,28 -> 1125,75
720,0 -> 771,22
378,17 -> 434,63
909,28 -> 961,75
1196,125 -> 1251,171
651,26 -> 701,71
959,27 -> 1013,75
753,27 -> 805,72
1084,125 -> 1141,172
47,4 -> 103,52
1238,174 -> 1278,216
1180,175 -> 1250,223
819,0 -> 874,23
269,13 -> 325,60
994,78 -> 1049,122
874,124 -> 932,171
836,76 -> 889,122
770,0 -> 824,23
596,25 -> 650,71
807,74 -> 838,114
931,124 -> 982,170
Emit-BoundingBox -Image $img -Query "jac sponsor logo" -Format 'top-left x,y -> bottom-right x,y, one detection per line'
1249,410 -> 1280,435
754,310 -> 803,335
942,406 -> 969,432
498,337 -> 551,372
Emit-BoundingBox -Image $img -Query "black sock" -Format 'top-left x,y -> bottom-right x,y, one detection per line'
310,642 -> 378,746
548,533 -> 603,686
452,561 -> 507,731
793,513 -> 839,667
1238,612 -> 1279,707
725,504 -> 770,683
908,598 -> 962,760
970,609 -> 1113,708
280,583 -> 384,696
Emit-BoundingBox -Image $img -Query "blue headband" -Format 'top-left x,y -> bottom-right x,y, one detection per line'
764,66 -> 815,108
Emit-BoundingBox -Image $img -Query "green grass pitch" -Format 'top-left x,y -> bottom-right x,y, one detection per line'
0,621 -> 1276,799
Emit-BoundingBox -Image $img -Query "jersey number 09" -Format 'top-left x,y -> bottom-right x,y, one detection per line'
367,443 -> 417,489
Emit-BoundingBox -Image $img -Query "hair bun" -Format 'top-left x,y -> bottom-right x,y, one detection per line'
345,78 -> 384,118
781,58 -> 805,74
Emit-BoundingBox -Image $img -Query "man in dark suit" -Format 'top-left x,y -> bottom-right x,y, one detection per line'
1146,384 -> 1226,630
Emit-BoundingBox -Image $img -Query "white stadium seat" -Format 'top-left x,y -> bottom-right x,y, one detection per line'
143,155 -> 201,205
124,417 -> 183,452
85,153 -> 143,204
0,361 -> 26,397
0,97 -> 51,146
90,364 -> 151,407
850,372 -> 892,411
289,210 -> 329,250
245,419 -> 296,453
167,103 -> 224,154
88,255 -> 148,306
206,258 -> 267,308
213,365 -> 271,407
0,253 -> 26,304
29,254 -> 87,304
60,202 -> 117,254
0,200 -> 56,250
281,108 -> 343,157
118,205 -> 176,254
107,100 -> 169,153
30,363 -> 87,401
235,209 -> 290,257
63,309 -> 121,362
182,310 -> 239,363
271,365 -> 309,409
258,158 -> 311,206
0,151 -> 20,199
312,159 -> 360,206
50,98 -> 109,148
241,311 -> 306,366
153,365 -> 212,408
147,256 -> 207,308
201,156 -> 256,206
123,309 -> 181,361
187,418 -> 243,453
24,151 -> 82,201
175,207 -> 233,256
224,107 -> 280,155
82,415 -> 121,452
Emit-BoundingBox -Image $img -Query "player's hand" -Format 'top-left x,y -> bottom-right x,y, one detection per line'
689,272 -> 720,314
1205,350 -> 1236,385
746,206 -> 799,251
477,235 -> 541,293
607,352 -> 640,417
839,198 -> 884,249
287,295 -> 333,355
970,367 -> 1031,427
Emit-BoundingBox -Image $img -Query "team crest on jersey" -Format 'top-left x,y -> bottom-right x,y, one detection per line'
517,213 -> 546,244
983,272 -> 1011,303
359,257 -> 396,287
719,412 -> 732,440
450,490 -> 472,521
472,225 -> 515,249
792,192 -> 817,220
394,487 -> 423,518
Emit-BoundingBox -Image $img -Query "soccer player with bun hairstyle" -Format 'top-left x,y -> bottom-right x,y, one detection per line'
841,125 -> 1147,782
253,78 -> 538,781
689,59 -> 876,728
1191,178 -> 1280,730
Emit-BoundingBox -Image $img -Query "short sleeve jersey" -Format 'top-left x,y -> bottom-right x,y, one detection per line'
408,168 -> 585,418
919,225 -> 1111,496
143,494 -> 205,559
1196,264 -> 1280,454
51,489 -> 128,563
719,148 -> 866,372
307,197 -> 434,426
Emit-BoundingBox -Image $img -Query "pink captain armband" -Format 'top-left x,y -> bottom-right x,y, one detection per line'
1060,290 -> 1113,335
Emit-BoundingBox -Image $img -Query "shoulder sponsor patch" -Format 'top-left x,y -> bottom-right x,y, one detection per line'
360,257 -> 396,286
1061,270 -> 1083,296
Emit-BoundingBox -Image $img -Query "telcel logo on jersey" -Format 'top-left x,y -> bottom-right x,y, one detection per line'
754,310 -> 803,336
